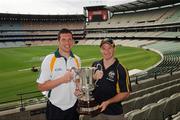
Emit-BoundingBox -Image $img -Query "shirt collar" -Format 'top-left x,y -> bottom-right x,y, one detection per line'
100,57 -> 119,69
54,48 -> 74,58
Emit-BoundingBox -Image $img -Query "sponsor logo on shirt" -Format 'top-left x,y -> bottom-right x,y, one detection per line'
107,71 -> 115,82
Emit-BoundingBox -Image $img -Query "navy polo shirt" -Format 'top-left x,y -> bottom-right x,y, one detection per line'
92,58 -> 131,115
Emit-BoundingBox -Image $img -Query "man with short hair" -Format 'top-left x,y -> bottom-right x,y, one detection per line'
91,38 -> 132,120
37,28 -> 80,120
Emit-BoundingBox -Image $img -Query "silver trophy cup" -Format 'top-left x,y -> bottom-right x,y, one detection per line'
72,67 -> 100,116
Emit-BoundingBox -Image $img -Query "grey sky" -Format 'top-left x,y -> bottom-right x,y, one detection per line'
0,0 -> 136,15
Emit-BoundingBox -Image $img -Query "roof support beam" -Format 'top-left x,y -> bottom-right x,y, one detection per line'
129,3 -> 139,7
136,0 -> 149,5
120,5 -> 129,10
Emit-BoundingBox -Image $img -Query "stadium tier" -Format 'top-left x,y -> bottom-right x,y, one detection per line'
0,0 -> 180,120
0,14 -> 85,47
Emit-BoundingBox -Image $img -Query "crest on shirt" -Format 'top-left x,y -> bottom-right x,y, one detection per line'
107,71 -> 115,82
54,68 -> 62,71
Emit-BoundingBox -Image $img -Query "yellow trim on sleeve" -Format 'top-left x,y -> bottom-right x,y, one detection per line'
116,69 -> 121,93
123,66 -> 130,92
50,55 -> 56,73
74,57 -> 80,68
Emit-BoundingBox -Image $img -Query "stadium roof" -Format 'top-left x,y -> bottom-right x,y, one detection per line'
0,13 -> 85,22
84,5 -> 107,11
107,0 -> 180,13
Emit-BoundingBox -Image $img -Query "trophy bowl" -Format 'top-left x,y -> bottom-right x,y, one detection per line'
73,67 -> 100,116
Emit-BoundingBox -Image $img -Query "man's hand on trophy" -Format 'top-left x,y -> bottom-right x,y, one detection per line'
93,70 -> 103,80
74,87 -> 83,98
99,100 -> 110,112
62,70 -> 74,83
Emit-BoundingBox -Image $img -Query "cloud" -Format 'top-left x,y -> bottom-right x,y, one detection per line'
0,0 -> 136,15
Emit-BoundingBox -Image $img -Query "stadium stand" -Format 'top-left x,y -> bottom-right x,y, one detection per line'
0,13 -> 85,48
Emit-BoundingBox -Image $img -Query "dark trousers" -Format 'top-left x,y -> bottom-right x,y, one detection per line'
46,101 -> 79,120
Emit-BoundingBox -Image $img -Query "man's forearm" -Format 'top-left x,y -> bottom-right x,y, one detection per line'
107,92 -> 130,104
38,76 -> 67,91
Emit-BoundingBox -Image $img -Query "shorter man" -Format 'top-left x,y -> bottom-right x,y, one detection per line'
91,38 -> 132,120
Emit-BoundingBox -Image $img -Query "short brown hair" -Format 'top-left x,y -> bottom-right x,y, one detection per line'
57,28 -> 73,40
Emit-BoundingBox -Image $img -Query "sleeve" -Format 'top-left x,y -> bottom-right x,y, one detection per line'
36,55 -> 52,84
117,64 -> 132,92
77,55 -> 81,68
78,57 -> 81,68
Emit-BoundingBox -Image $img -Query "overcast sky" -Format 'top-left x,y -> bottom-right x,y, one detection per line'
0,0 -> 136,15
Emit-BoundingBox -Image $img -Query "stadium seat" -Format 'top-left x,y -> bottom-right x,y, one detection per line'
122,98 -> 136,113
145,102 -> 165,120
172,112 -> 180,120
127,107 -> 149,120
124,109 -> 139,119
170,93 -> 180,113
163,94 -> 180,119
133,94 -> 149,109
173,115 -> 180,120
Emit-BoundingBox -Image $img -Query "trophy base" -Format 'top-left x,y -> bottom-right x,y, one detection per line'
78,107 -> 100,117
78,100 -> 100,116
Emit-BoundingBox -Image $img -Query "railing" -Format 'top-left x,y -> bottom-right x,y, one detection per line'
0,90 -> 46,112
130,65 -> 180,84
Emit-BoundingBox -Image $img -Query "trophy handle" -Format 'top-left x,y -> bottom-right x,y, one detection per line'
71,67 -> 79,81
71,67 -> 84,98
94,64 -> 103,86
96,64 -> 103,71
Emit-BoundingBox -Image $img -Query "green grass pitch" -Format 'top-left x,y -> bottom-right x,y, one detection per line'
0,45 -> 160,103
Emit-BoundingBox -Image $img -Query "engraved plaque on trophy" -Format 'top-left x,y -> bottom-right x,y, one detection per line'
72,67 -> 100,116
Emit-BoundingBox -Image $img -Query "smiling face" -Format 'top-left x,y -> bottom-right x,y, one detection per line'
58,33 -> 74,54
100,43 -> 115,61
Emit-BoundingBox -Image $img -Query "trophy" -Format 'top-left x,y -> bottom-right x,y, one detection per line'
72,67 -> 100,116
